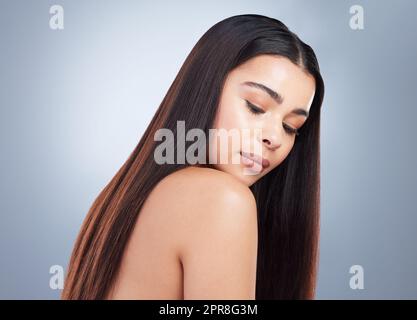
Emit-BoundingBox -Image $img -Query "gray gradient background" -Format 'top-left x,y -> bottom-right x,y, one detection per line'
0,0 -> 416,299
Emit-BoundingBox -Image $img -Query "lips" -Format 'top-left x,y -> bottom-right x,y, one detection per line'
240,151 -> 270,169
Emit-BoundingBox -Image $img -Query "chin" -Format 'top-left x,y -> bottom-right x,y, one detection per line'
213,163 -> 264,187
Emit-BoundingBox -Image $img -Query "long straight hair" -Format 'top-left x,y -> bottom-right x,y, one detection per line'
62,14 -> 325,300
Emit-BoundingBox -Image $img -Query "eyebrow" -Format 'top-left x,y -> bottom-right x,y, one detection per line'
241,81 -> 309,118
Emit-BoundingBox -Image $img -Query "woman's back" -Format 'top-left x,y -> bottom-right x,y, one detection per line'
106,166 -> 258,299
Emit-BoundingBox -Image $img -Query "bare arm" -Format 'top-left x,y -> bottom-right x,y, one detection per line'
173,169 -> 258,299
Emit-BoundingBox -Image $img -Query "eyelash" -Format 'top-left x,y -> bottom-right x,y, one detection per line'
244,100 -> 300,136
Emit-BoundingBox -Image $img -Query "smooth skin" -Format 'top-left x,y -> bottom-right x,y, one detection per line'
107,167 -> 257,299
107,55 -> 316,299
210,54 -> 316,187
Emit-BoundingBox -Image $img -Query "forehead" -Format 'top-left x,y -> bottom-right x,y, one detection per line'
230,54 -> 316,111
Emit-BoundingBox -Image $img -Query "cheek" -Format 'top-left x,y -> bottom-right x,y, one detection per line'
213,94 -> 250,131
270,140 -> 295,169
210,94 -> 250,163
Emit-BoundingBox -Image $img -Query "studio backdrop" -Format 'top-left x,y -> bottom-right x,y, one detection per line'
0,0 -> 416,299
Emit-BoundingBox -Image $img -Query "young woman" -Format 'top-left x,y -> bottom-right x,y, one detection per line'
62,14 -> 325,300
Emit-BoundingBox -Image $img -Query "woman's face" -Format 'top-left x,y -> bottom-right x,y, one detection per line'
209,54 -> 316,186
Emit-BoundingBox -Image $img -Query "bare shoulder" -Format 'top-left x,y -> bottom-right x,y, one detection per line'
148,166 -> 258,233
144,166 -> 258,299
153,166 -> 257,211
139,166 -> 257,238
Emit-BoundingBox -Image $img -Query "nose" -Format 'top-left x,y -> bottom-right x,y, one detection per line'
262,131 -> 281,151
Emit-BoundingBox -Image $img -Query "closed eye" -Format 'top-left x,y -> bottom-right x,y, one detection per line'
245,99 -> 300,136
283,123 -> 299,136
245,100 -> 265,114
